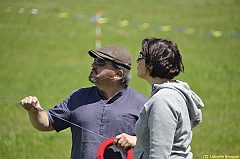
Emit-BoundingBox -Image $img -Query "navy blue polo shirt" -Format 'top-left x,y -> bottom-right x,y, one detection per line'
46,86 -> 148,159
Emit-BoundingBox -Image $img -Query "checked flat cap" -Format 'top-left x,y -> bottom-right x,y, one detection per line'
88,45 -> 132,70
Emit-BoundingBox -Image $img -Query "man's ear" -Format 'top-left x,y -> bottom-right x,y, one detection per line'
114,70 -> 123,80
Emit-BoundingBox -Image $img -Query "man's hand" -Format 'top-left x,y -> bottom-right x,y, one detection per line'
20,96 -> 43,112
114,133 -> 137,150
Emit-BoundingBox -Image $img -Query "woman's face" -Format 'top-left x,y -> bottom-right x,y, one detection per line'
136,58 -> 148,79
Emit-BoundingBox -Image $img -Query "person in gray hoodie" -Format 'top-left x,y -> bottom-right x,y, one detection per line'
133,38 -> 204,159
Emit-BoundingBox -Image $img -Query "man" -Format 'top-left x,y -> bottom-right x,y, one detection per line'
20,45 -> 148,159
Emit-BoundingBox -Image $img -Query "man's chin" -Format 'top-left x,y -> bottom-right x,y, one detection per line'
88,76 -> 97,84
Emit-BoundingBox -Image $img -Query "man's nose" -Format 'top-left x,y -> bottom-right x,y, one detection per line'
91,62 -> 98,68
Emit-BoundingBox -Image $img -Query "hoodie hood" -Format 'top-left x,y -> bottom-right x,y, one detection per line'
152,80 -> 204,128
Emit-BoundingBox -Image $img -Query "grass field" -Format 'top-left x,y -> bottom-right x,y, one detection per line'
0,0 -> 239,158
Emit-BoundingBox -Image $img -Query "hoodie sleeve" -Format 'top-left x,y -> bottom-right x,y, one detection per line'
146,91 -> 179,158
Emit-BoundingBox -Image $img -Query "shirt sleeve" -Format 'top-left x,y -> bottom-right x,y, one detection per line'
147,91 -> 179,158
46,95 -> 72,132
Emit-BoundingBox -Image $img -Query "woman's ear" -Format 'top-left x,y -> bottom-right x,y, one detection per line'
146,63 -> 153,74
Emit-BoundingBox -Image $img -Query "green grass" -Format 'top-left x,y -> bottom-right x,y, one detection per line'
0,0 -> 239,158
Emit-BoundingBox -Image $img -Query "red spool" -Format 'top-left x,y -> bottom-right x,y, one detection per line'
96,137 -> 133,159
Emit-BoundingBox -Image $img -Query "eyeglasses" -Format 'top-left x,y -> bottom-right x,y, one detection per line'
93,58 -> 107,66
137,52 -> 147,61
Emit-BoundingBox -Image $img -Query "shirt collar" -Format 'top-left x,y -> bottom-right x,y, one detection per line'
97,86 -> 128,104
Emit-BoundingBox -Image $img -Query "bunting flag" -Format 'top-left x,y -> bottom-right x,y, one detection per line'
3,7 -> 239,39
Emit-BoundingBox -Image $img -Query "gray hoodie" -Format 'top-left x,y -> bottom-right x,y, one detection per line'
134,80 -> 204,159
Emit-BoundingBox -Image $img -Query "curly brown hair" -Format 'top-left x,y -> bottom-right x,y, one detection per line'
141,38 -> 184,79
